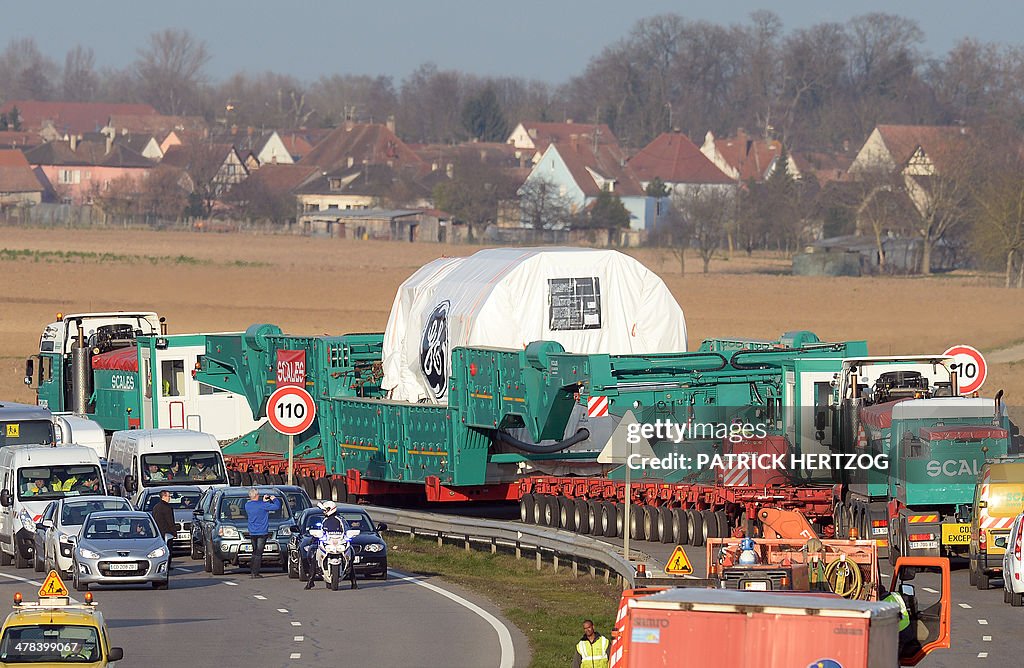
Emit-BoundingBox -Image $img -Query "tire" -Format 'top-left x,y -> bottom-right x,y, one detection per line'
298,554 -> 309,582
0,549 -> 11,567
573,499 -> 590,534
687,510 -> 704,547
330,563 -> 340,591
642,506 -> 659,542
531,495 -> 544,525
280,557 -> 288,573
539,496 -> 556,527
204,545 -> 212,573
73,567 -> 87,593
834,502 -> 847,538
15,546 -> 30,570
520,494 -> 535,524
300,477 -> 316,500
558,497 -> 576,531
628,506 -> 643,540
374,569 -> 389,581
1012,591 -> 1024,607
701,509 -> 718,541
288,551 -> 298,579
614,504 -> 625,538
672,509 -> 689,545
253,472 -> 268,485
658,507 -> 674,544
977,571 -> 990,590
586,501 -> 601,535
1005,587 -> 1011,604
600,503 -> 615,537
969,562 -> 978,587
209,542 -> 225,575
33,547 -> 43,573
240,472 -> 252,487
191,538 -> 202,561
331,478 -> 349,504
715,511 -> 730,538
316,478 -> 332,501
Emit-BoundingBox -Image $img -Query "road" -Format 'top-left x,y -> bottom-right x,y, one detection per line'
0,558 -> 528,667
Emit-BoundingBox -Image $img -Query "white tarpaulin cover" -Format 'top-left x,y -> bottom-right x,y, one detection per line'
382,247 -> 687,404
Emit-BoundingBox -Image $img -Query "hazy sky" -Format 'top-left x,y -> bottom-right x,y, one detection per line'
3,1 -> 1020,85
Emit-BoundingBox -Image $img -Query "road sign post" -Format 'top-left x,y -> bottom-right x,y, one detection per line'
597,411 -> 656,562
943,345 -> 987,395
267,386 -> 316,487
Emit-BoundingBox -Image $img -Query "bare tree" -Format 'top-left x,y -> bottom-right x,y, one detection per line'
853,165 -> 908,271
970,125 -> 1024,287
903,143 -> 973,274
517,177 -> 573,232
140,167 -> 189,222
62,45 -> 99,101
134,29 -> 211,115
0,38 -> 58,100
672,186 -> 736,273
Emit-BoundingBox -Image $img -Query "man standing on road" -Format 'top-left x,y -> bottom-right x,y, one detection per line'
152,490 -> 176,571
245,488 -> 282,579
572,619 -> 610,668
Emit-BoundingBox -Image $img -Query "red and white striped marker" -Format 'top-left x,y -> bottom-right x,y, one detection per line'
587,395 -> 609,418
721,467 -> 750,487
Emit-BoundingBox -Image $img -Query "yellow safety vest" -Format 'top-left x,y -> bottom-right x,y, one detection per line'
52,477 -> 77,492
884,592 -> 910,631
576,636 -> 610,668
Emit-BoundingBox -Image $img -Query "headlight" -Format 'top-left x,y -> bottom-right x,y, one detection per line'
363,543 -> 384,553
218,526 -> 240,539
148,547 -> 167,559
79,549 -> 100,559
19,511 -> 35,533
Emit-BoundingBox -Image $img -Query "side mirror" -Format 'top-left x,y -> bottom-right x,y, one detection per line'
41,519 -> 53,529
899,583 -> 915,599
814,410 -> 827,431
376,522 -> 388,532
23,358 -> 34,387
994,536 -> 1008,549
123,477 -> 136,493
289,524 -> 300,534
67,535 -> 76,544
193,509 -> 203,518
0,490 -> 12,508
108,647 -> 124,661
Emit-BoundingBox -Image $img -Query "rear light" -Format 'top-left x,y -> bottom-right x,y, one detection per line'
780,576 -> 790,587
872,520 -> 887,528
1015,526 -> 1022,560
849,527 -> 860,539
980,529 -> 987,552
908,533 -> 935,542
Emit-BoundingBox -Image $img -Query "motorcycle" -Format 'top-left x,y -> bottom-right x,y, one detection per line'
309,528 -> 359,590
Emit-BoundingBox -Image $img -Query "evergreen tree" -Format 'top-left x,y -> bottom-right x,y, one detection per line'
460,86 -> 509,142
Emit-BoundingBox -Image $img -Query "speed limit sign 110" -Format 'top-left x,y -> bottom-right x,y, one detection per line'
944,345 -> 987,395
267,385 -> 316,435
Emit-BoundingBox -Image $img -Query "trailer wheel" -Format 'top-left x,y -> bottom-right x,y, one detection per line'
672,509 -> 688,545
701,509 -> 718,541
574,499 -> 590,534
331,478 -> 349,503
599,502 -> 615,537
642,506 -> 659,542
627,506 -> 643,540
714,510 -> 730,538
586,501 -> 601,535
614,504 -> 625,538
531,495 -> 544,525
558,497 -> 576,531
316,478 -> 331,501
541,496 -> 558,527
228,470 -> 242,486
240,472 -> 252,487
253,472 -> 267,485
687,510 -> 704,546
300,477 -> 317,500
520,494 -> 536,524
657,507 -> 674,543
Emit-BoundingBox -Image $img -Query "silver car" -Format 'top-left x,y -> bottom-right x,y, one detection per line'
71,510 -> 170,591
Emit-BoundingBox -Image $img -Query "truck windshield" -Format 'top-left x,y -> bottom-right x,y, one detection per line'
0,420 -> 55,447
17,466 -> 103,501
0,624 -> 101,663
141,453 -> 226,486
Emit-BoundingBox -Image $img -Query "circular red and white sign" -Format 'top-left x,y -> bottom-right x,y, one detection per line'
943,345 -> 987,395
267,385 -> 316,435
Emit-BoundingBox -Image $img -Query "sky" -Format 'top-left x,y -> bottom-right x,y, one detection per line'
2,1 -> 1021,85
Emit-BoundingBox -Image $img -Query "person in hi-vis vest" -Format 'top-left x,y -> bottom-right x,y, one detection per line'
572,619 -> 609,668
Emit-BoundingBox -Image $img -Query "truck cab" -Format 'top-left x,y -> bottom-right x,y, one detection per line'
0,403 -> 55,448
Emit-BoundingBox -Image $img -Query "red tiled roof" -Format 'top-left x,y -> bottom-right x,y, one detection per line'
517,122 -> 619,153
299,123 -> 425,172
0,101 -> 158,134
714,131 -> 783,181
875,125 -> 968,171
107,113 -> 207,136
245,163 -> 318,196
0,131 -> 42,149
24,138 -> 153,168
791,150 -> 854,185
550,140 -> 645,198
629,132 -> 733,185
0,149 -> 43,193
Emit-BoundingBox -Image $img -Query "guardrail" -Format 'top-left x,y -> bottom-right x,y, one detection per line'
365,505 -> 656,588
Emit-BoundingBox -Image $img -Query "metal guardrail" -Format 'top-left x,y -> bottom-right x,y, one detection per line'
365,505 -> 653,588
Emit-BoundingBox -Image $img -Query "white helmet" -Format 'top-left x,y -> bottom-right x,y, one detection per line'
319,501 -> 337,516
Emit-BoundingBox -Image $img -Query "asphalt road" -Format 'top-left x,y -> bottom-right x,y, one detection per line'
0,557 -> 528,667
442,500 -> 1022,666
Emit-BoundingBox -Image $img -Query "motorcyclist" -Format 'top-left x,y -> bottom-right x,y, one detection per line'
303,501 -> 356,590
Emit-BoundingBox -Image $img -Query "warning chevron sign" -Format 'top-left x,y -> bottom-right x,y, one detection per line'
665,545 -> 693,575
38,570 -> 69,598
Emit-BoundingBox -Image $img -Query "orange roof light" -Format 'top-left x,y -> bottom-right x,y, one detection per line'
84,592 -> 93,604
13,593 -> 22,605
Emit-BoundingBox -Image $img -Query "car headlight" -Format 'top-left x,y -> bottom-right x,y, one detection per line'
363,543 -> 384,553
79,549 -> 100,559
148,547 -> 167,559
218,526 -> 240,539
19,511 -> 35,533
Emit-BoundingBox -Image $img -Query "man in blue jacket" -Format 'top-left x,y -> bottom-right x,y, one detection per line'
244,488 -> 282,578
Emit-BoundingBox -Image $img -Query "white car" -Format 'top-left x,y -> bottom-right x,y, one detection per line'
35,496 -> 132,576
1003,511 -> 1024,607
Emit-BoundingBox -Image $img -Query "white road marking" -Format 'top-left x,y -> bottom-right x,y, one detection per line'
983,636 -> 992,642
294,636 -> 304,642
290,653 -> 301,660
254,594 -> 267,600
277,608 -> 289,613
224,581 -> 238,586
978,619 -> 988,625
390,570 -> 515,668
922,587 -> 938,593
0,572 -> 80,604
880,573 -> 890,579
978,652 -> 988,658
291,621 -> 301,626
959,603 -> 972,609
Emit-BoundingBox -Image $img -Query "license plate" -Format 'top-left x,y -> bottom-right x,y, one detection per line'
241,544 -> 276,553
909,541 -> 938,550
742,581 -> 768,591
176,532 -> 190,540
941,523 -> 971,545
872,527 -> 887,536
107,563 -> 137,571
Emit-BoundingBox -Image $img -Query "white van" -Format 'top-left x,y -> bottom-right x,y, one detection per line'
106,429 -> 228,503
51,413 -> 106,461
0,444 -> 105,569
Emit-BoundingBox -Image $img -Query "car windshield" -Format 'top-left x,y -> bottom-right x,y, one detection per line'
218,495 -> 290,523
285,492 -> 310,513
0,624 -> 101,663
17,466 -> 103,501
60,499 -> 131,526
83,517 -> 157,540
303,511 -> 324,531
0,420 -> 55,447
141,452 -> 225,486
338,512 -> 375,533
139,490 -> 201,512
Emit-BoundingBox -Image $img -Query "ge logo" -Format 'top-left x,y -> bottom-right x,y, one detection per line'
420,301 -> 450,399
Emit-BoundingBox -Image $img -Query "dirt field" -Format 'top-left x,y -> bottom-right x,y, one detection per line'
2,226 -> 1022,415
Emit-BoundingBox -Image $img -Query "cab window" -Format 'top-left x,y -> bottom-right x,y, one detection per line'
0,624 -> 101,663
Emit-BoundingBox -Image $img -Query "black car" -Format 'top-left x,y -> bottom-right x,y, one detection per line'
135,486 -> 203,555
195,487 -> 296,575
287,505 -> 388,581
267,485 -> 313,515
